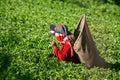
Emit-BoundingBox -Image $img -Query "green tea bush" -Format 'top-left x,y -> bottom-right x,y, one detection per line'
0,0 -> 120,80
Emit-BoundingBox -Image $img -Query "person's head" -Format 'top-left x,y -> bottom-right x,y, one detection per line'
49,23 -> 69,35
48,23 -> 71,42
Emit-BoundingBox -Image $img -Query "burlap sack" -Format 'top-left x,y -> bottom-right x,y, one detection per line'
73,14 -> 108,68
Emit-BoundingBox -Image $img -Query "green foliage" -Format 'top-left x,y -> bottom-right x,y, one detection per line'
0,0 -> 120,80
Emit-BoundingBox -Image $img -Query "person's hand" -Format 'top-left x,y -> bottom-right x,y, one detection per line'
51,41 -> 57,48
48,31 -> 55,35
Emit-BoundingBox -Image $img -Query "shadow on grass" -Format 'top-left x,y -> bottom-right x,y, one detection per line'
114,0 -> 120,6
101,0 -> 120,6
0,29 -> 21,79
108,62 -> 120,71
0,50 -> 12,78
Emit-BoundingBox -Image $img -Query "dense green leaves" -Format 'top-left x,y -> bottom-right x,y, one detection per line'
0,0 -> 120,80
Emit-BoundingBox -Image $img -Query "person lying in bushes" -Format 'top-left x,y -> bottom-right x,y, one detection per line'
48,23 -> 80,63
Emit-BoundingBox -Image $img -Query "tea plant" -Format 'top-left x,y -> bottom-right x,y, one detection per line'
0,0 -> 120,80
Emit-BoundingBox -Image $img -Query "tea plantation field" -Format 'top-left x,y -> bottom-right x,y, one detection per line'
0,0 -> 120,80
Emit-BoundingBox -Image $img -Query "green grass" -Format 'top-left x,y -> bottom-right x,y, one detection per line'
0,0 -> 120,80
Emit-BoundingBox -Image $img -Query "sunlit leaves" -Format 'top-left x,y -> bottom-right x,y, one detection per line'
0,0 -> 120,79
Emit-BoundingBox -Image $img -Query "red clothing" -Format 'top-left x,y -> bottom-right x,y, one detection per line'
53,41 -> 72,61
53,33 -> 74,61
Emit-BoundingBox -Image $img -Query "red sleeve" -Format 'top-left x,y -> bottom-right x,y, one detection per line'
53,43 -> 71,61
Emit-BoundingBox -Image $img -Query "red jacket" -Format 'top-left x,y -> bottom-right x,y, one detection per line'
53,33 -> 74,61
